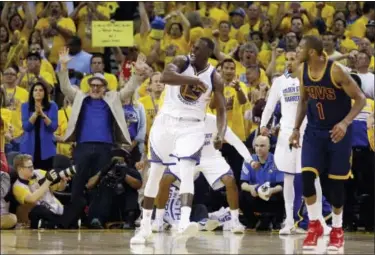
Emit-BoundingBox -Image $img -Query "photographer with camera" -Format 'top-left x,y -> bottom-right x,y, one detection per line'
12,154 -> 85,229
86,149 -> 142,229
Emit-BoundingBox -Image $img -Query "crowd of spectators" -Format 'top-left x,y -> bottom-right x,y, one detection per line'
0,1 -> 374,232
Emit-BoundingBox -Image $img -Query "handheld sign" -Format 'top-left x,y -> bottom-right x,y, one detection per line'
92,21 -> 134,47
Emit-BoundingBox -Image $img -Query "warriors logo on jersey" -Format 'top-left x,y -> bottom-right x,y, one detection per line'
179,83 -> 208,104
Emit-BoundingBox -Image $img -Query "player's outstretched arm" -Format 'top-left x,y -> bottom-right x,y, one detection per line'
224,126 -> 254,163
212,71 -> 227,149
333,63 -> 366,125
160,55 -> 200,86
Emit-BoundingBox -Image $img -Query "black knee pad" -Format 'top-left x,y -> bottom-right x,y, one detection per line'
330,180 -> 345,208
302,171 -> 317,198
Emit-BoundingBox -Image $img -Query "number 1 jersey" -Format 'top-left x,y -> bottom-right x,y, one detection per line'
160,57 -> 214,121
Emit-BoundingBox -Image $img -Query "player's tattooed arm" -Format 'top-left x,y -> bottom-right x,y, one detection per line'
160,55 -> 200,86
332,63 -> 366,126
212,71 -> 227,149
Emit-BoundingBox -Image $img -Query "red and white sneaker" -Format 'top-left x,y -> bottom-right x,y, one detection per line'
327,227 -> 344,251
302,220 -> 323,250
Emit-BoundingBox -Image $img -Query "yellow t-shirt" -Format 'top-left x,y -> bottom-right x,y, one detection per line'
310,3 -> 335,29
139,95 -> 160,139
77,5 -> 110,53
135,33 -> 159,59
258,51 -> 286,75
256,3 -> 278,22
199,7 -> 229,30
0,108 -> 11,152
190,27 -> 205,46
22,59 -> 57,84
5,86 -> 29,139
55,107 -> 73,158
80,73 -> 118,93
211,82 -> 248,141
19,71 -> 54,91
219,38 -> 239,55
161,35 -> 190,59
369,124 -> 375,151
234,59 -> 270,85
35,17 -> 76,64
348,15 -> 368,39
238,21 -> 261,44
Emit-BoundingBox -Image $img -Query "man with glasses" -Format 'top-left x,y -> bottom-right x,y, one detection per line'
1,66 -> 29,153
12,154 -> 84,229
57,47 -> 150,227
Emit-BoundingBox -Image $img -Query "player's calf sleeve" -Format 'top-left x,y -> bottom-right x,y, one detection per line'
179,159 -> 196,195
144,163 -> 166,198
302,171 -> 317,198
330,180 -> 345,209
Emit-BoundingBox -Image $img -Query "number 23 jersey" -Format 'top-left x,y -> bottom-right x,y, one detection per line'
160,57 -> 214,121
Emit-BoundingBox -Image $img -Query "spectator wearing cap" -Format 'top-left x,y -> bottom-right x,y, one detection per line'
349,2 -> 375,41
1,66 -> 29,154
56,36 -> 92,86
70,2 -> 110,54
240,135 -> 284,231
57,47 -> 150,205
365,20 -> 375,46
80,54 -> 118,93
34,1 -> 76,65
344,73 -> 375,231
134,3 -> 165,61
229,8 -> 246,40
356,51 -> 374,99
21,82 -> 58,171
19,52 -> 54,92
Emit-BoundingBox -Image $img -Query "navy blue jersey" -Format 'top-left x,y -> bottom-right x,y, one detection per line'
302,60 -> 351,130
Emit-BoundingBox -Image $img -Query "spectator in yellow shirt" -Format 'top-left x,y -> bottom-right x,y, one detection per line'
217,21 -> 239,54
80,54 -> 118,93
139,72 -> 165,142
35,1 -> 76,64
199,2 -> 229,33
349,2 -> 374,41
28,42 -> 57,84
238,4 -> 261,43
70,2 -> 110,54
19,52 -> 54,92
1,66 -> 29,153
0,2 -> 33,40
55,97 -> 73,158
228,8 -> 246,40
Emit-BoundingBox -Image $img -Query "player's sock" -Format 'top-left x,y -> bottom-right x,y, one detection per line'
314,177 -> 326,225
155,208 -> 165,223
306,203 -> 320,221
332,211 -> 343,228
180,206 -> 192,226
283,174 -> 295,226
230,209 -> 239,221
142,209 -> 153,225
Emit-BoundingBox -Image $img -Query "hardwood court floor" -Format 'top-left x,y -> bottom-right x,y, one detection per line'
1,229 -> 374,254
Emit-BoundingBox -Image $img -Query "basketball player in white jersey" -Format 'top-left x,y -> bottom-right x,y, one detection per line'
260,50 -> 331,235
152,113 -> 256,234
131,38 -> 227,244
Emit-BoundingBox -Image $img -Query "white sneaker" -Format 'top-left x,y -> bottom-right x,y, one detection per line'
279,225 -> 295,235
151,220 -> 165,233
295,227 -> 307,234
130,222 -> 152,245
205,219 -> 220,231
230,220 -> 245,234
223,221 -> 231,231
177,222 -> 199,238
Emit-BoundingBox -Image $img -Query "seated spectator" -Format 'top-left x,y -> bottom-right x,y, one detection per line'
12,154 -> 84,229
55,97 -> 73,159
240,135 -> 284,231
56,36 -> 92,86
86,149 -> 142,229
2,66 -> 29,154
1,172 -> 17,229
56,48 -> 150,206
80,53 -> 119,93
122,97 -> 146,164
21,82 -> 58,171
18,52 -> 54,92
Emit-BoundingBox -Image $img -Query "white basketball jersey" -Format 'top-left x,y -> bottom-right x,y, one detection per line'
160,58 -> 214,120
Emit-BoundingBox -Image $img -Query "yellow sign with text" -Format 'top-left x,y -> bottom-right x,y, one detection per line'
92,21 -> 134,47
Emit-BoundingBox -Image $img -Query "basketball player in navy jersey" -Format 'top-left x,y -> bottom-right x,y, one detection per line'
289,36 -> 366,251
